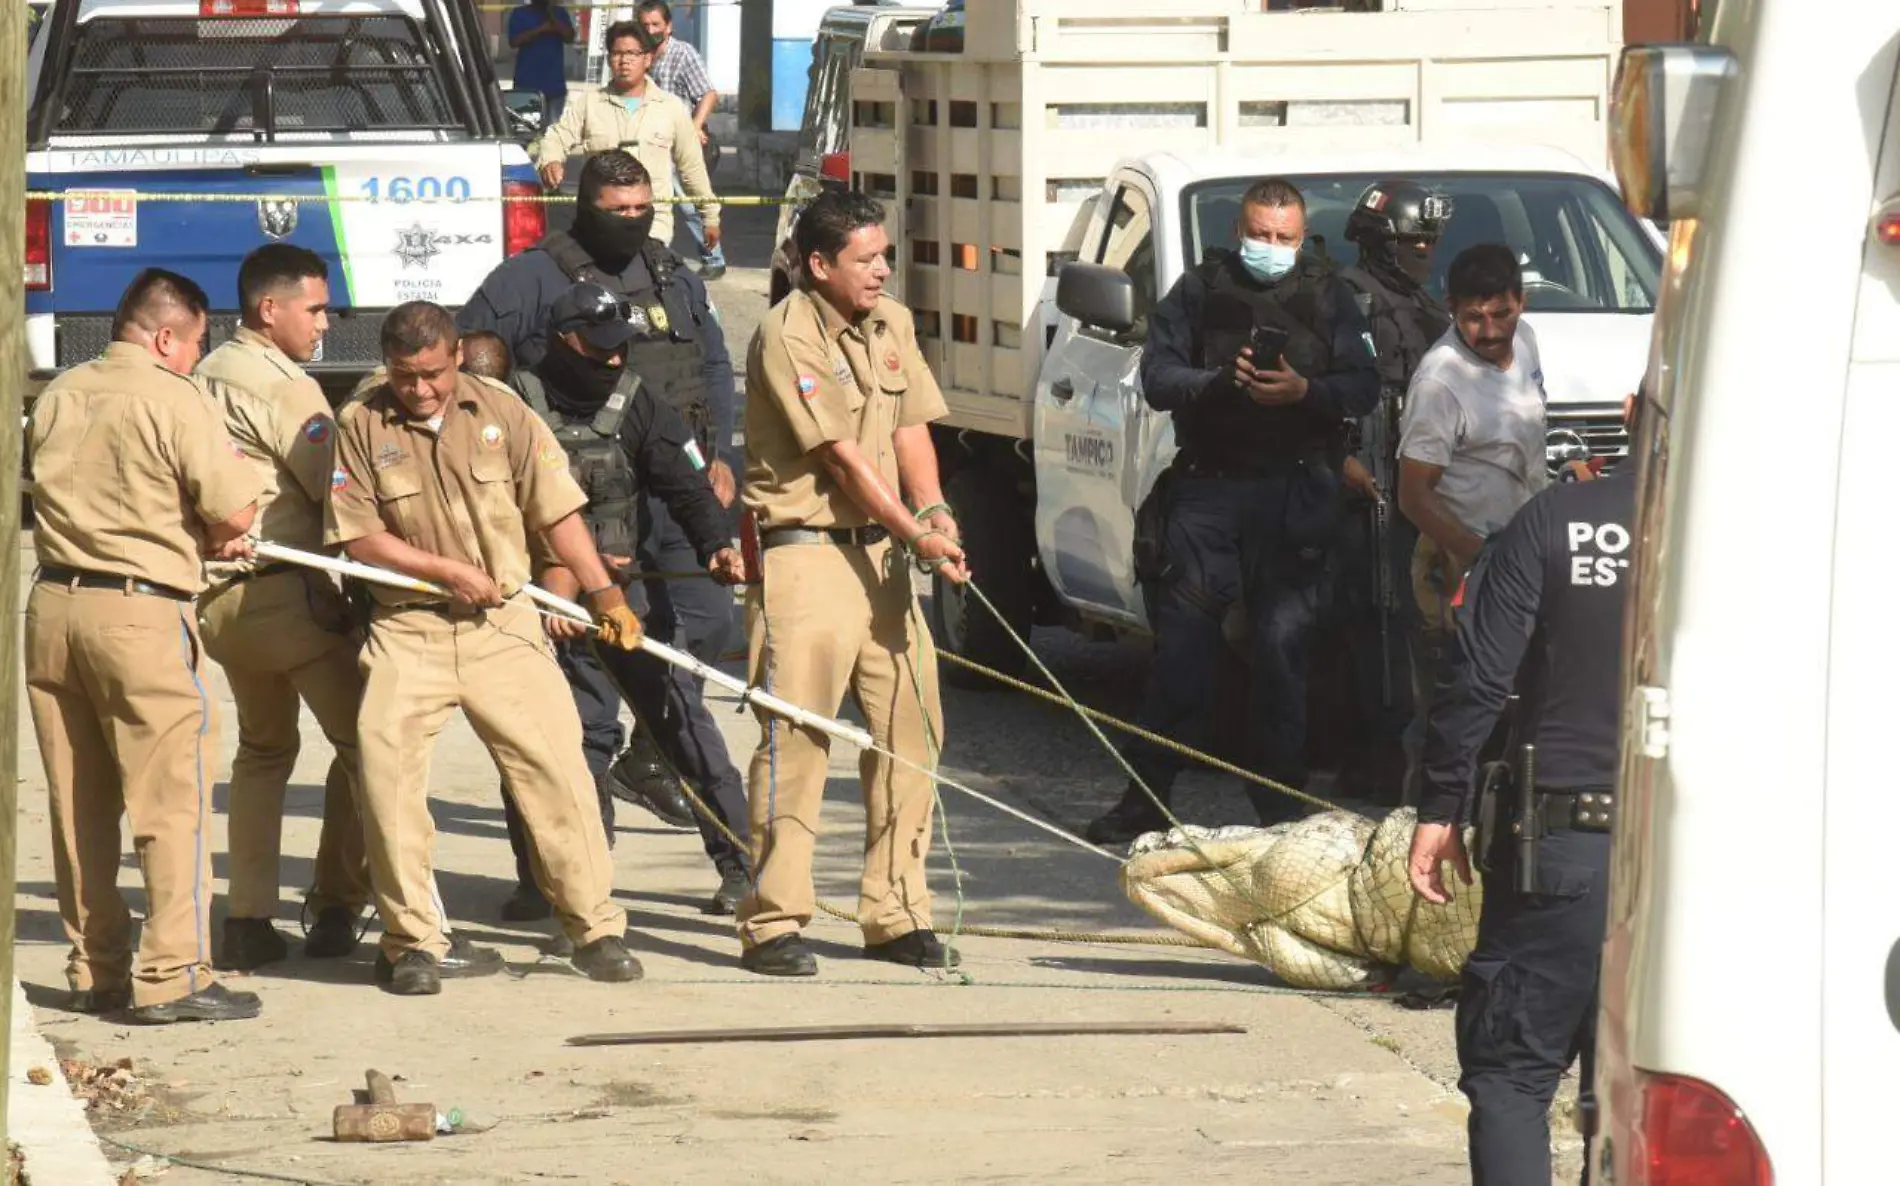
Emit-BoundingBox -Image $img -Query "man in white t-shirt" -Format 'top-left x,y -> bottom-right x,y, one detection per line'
1397,243 -> 1548,801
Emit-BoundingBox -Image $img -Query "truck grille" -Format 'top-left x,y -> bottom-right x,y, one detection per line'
54,310 -> 391,373
1546,406 -> 1629,475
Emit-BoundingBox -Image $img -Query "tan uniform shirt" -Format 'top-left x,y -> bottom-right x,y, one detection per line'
325,372 -> 586,605
743,291 -> 947,530
30,342 -> 263,594
197,327 -> 338,580
534,82 -> 720,242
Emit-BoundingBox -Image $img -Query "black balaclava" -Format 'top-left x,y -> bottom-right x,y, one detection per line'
540,334 -> 624,414
571,201 -> 655,271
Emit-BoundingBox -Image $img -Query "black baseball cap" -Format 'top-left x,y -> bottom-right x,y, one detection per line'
549,282 -> 635,351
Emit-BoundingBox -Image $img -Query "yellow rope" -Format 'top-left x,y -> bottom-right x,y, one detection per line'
933,647 -> 1357,819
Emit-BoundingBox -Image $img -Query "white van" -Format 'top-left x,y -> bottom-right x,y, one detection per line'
1597,2 -> 1900,1181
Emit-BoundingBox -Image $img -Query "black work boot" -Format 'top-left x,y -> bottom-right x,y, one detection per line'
374,951 -> 442,996
303,906 -> 360,959
216,918 -> 289,971
608,733 -> 696,829
500,882 -> 553,922
707,866 -> 749,916
441,934 -> 505,977
1083,788 -> 1170,847
573,935 -> 644,982
130,983 -> 262,1024
69,986 -> 131,1015
864,930 -> 960,969
741,933 -> 818,977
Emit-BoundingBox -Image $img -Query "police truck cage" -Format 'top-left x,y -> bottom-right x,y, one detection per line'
25,0 -> 545,385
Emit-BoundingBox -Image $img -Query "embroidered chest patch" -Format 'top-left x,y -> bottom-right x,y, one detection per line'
330,467 -> 348,491
479,424 -> 505,450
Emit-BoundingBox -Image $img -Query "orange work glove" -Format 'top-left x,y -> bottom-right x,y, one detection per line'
585,584 -> 645,652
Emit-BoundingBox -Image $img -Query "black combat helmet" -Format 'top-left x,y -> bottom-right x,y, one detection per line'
1345,179 -> 1454,288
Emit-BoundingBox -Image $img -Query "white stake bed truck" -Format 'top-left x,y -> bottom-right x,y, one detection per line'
836,0 -> 1662,678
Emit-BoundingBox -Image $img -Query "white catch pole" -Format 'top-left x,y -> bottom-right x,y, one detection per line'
254,540 -> 451,597
519,585 -> 876,750
254,542 -> 877,751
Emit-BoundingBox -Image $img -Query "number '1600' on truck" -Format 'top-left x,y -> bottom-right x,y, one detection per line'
23,0 -> 546,393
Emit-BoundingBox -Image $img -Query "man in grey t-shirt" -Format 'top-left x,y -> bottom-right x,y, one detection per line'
1396,243 -> 1548,801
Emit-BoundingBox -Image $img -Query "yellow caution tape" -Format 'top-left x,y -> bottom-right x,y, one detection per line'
24,189 -> 790,206
26,189 -> 782,206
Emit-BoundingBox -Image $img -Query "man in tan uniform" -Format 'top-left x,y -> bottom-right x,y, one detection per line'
535,21 -> 719,252
26,270 -> 265,1023
327,301 -> 646,995
196,244 -> 373,971
738,190 -> 968,977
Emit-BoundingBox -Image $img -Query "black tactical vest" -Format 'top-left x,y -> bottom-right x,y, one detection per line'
539,232 -> 714,453
1337,263 -> 1449,396
515,368 -> 640,556
1175,250 -> 1343,472
1502,476 -> 1637,790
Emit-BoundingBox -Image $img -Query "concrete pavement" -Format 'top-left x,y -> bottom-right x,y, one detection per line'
0,209 -> 1578,1185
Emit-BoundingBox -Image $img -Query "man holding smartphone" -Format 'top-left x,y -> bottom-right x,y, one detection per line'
1087,177 -> 1380,845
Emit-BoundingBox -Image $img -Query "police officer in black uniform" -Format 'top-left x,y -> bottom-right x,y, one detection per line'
504,283 -> 746,909
1085,176 -> 1380,844
1408,468 -> 1636,1185
459,150 -> 753,914
1322,179 -> 1454,801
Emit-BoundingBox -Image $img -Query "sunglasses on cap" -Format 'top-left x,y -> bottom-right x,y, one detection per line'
565,287 -> 636,326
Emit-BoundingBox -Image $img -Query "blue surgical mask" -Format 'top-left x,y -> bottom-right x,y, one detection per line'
1238,237 -> 1298,284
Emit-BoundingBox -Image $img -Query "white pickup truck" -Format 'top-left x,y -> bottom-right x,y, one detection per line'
833,0 -> 1663,679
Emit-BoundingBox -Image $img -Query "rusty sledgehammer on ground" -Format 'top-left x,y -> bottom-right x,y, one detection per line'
333,1069 -> 436,1142
568,1021 -> 1247,1047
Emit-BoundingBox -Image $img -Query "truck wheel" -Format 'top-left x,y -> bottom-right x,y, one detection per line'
931,469 -> 1035,689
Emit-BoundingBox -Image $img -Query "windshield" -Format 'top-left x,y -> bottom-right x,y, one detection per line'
1182,172 -> 1660,313
51,15 -> 456,136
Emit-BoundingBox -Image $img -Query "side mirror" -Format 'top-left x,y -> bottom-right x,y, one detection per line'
505,90 -> 547,133
1610,44 -> 1735,222
1056,262 -> 1136,335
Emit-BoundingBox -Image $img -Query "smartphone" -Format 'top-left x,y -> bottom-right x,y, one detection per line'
1248,324 -> 1290,370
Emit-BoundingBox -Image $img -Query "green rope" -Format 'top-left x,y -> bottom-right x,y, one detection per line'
96,1132 -> 357,1186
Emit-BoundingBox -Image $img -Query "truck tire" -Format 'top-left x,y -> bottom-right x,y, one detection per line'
930,468 -> 1035,689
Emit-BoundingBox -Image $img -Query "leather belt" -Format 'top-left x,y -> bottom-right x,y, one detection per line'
1538,789 -> 1616,833
760,525 -> 890,550
38,565 -> 193,603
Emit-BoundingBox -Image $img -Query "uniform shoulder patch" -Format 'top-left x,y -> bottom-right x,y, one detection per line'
796,375 -> 817,399
301,414 -> 332,445
538,442 -> 566,468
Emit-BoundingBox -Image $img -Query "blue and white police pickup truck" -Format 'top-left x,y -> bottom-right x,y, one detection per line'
24,0 -> 546,387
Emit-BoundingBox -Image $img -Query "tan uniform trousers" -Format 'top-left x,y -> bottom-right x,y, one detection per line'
738,538 -> 943,949
357,596 -> 623,960
198,571 -> 371,921
24,582 -> 221,1008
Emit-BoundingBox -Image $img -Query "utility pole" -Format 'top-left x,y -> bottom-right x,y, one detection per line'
0,0 -> 30,1148
738,0 -> 771,135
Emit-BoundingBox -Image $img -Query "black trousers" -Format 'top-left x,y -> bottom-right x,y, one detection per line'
1457,823 -> 1611,1185
500,498 -> 751,887
1124,469 -> 1339,823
